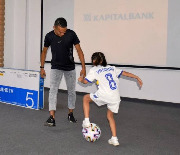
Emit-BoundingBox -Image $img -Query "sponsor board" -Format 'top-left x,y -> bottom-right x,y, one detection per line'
0,68 -> 44,110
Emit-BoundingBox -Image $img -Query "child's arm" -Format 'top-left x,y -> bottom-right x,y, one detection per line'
78,76 -> 89,84
122,71 -> 143,88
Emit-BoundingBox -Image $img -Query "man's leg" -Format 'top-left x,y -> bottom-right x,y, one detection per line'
64,70 -> 77,122
44,69 -> 63,126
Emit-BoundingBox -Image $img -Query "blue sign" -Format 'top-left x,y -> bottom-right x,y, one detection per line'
0,85 -> 40,109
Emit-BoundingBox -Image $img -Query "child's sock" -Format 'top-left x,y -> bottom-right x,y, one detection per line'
111,136 -> 118,140
85,118 -> 89,122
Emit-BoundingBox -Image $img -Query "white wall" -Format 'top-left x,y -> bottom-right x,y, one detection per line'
25,0 -> 41,71
44,64 -> 180,103
4,0 -> 26,69
4,0 -> 41,70
4,0 -> 180,104
4,0 -> 14,67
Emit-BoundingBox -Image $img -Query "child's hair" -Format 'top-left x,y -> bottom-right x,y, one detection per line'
91,52 -> 107,67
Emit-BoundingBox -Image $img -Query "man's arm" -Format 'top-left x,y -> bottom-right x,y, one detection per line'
122,71 -> 143,88
40,47 -> 48,78
74,44 -> 86,77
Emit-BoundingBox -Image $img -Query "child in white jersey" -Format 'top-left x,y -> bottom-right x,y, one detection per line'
78,52 -> 143,146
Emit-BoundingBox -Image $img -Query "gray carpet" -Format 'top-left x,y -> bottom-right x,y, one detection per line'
0,88 -> 180,155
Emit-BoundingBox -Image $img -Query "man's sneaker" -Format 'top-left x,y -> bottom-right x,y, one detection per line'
68,112 -> 77,123
82,120 -> 91,128
44,115 -> 56,127
108,137 -> 120,146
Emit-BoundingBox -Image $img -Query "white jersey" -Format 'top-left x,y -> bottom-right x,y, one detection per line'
85,65 -> 123,103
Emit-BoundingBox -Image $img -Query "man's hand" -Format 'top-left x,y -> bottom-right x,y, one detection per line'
78,75 -> 88,84
80,69 -> 86,78
40,68 -> 46,78
78,76 -> 83,83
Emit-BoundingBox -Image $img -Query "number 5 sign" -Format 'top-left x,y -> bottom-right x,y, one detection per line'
26,92 -> 35,108
0,68 -> 44,110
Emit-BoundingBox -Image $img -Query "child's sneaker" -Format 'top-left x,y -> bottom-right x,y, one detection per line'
82,120 -> 91,128
108,137 -> 119,146
44,115 -> 56,127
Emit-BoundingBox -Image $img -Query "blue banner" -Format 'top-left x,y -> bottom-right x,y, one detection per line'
0,85 -> 38,109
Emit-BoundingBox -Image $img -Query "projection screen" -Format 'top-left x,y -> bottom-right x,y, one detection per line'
42,0 -> 180,69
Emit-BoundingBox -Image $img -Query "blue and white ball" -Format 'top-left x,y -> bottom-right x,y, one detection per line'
82,123 -> 101,142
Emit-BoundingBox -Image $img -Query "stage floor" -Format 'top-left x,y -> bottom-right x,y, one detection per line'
0,88 -> 180,155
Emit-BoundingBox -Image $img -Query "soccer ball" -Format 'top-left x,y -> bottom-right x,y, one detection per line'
82,123 -> 101,142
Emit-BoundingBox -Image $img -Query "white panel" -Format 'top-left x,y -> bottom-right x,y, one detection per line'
25,0 -> 41,71
4,0 -> 14,67
13,0 -> 26,69
43,64 -> 180,103
0,68 -> 40,90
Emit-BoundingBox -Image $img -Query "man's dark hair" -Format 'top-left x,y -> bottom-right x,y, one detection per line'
91,52 -> 107,67
54,17 -> 67,28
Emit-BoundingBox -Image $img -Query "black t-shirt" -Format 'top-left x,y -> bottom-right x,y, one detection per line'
44,29 -> 80,71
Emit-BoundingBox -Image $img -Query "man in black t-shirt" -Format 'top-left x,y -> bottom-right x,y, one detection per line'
40,17 -> 86,126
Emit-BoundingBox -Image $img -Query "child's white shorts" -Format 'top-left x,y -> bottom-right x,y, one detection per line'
90,93 -> 120,113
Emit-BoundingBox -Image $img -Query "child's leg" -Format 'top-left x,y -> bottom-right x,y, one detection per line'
83,94 -> 93,118
82,94 -> 92,128
107,109 -> 119,146
107,109 -> 116,137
